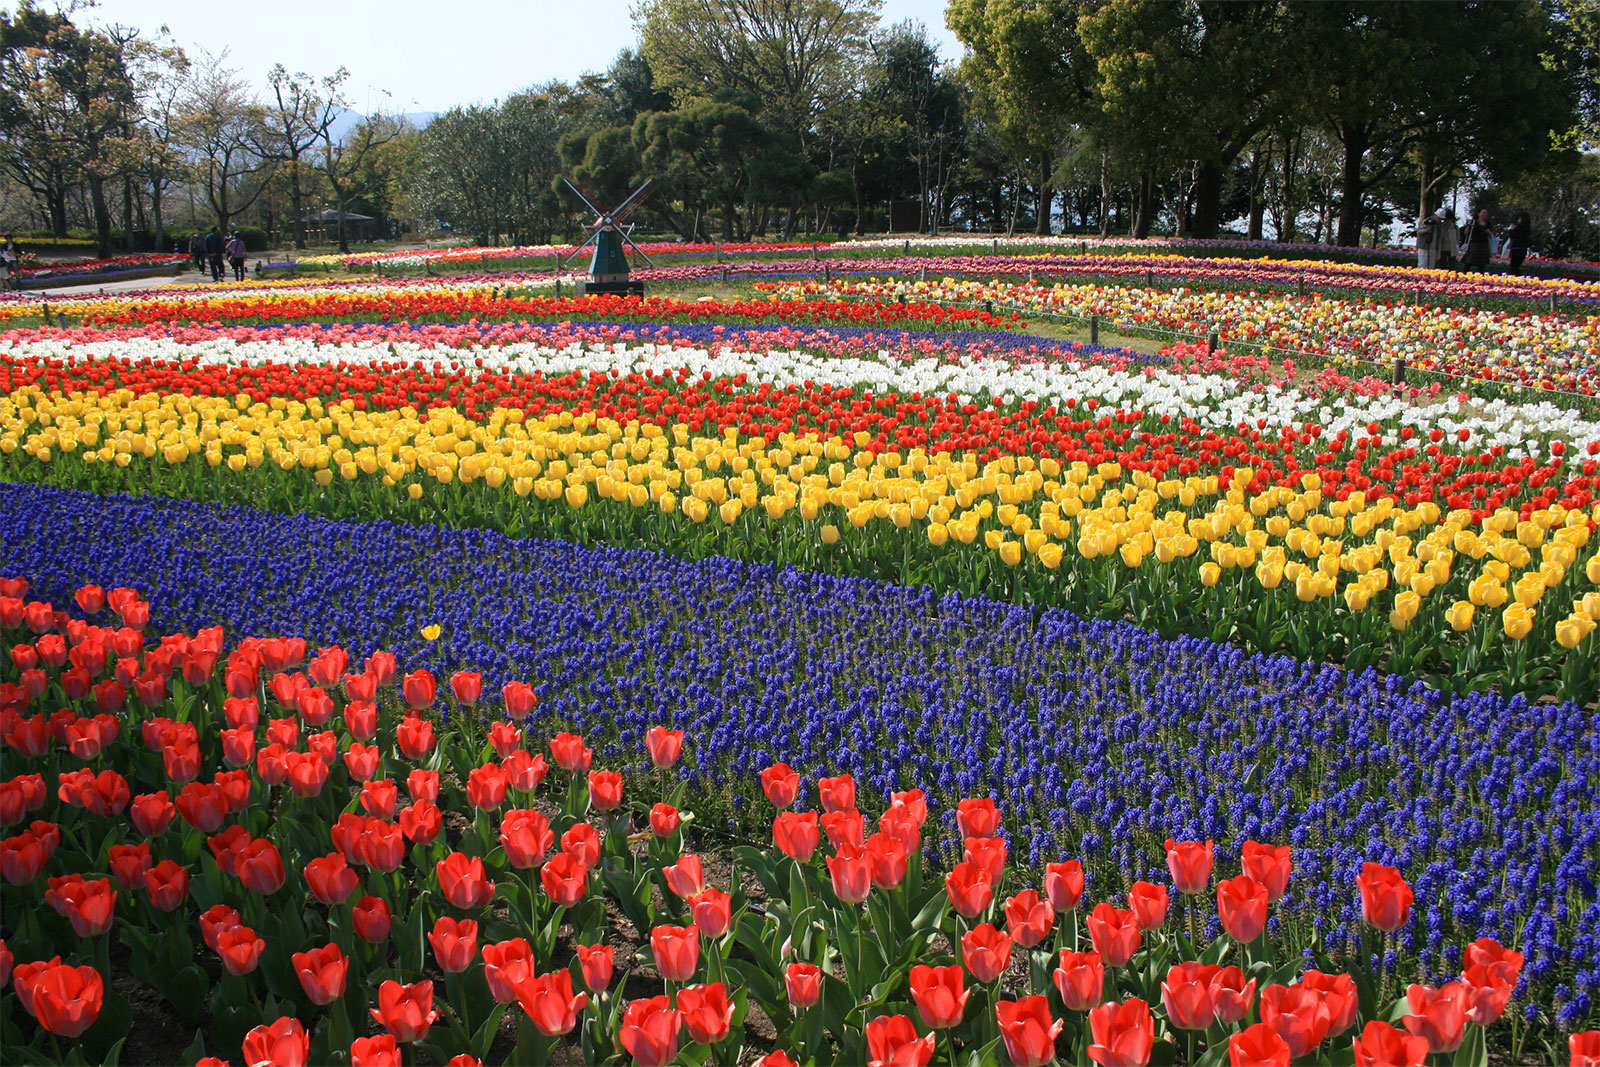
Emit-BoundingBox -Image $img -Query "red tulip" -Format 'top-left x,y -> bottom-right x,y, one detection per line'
400,669 -> 435,709
1087,903 -> 1142,968
773,811 -> 821,862
1,825 -> 52,884
817,773 -> 855,813
407,768 -> 440,802
877,805 -> 921,855
1259,983 -> 1334,1058
956,797 -> 1002,839
266,716 -> 299,749
1126,881 -> 1168,930
80,769 -> 130,817
1571,1032 -> 1600,1067
645,725 -> 683,768
22,962 -> 103,1038
759,762 -> 800,807
620,996 -> 680,1067
236,838 -> 285,894
353,894 -> 391,943
865,1014 -> 935,1067
75,585 -> 105,614
663,853 -> 706,899
354,818 -> 404,872
53,876 -> 116,937
466,763 -> 508,810
488,721 -> 521,759
827,841 -> 872,904
502,750 -> 547,792
502,679 -> 537,717
945,862 -> 993,919
429,916 -> 478,973
561,822 -> 601,866
754,1052 -> 799,1067
588,769 -> 623,810
821,808 -> 865,850
223,696 -> 260,730
1461,962 -> 1515,1026
549,732 -> 592,773
142,859 -> 189,911
292,942 -> 349,1005
649,803 -> 681,837
481,938 -> 535,1004
307,647 -> 348,688
997,995 -> 1064,1067
1463,937 -> 1523,981
395,715 -> 435,761
1160,961 -> 1219,1031
361,779 -> 398,819
1086,996 -> 1153,1067
517,969 -> 588,1036
500,808 -> 555,868
399,800 -> 441,845
366,651 -> 396,687
371,980 -> 439,1043
541,851 -> 590,908
1356,863 -> 1413,932
1163,838 -> 1213,895
1241,841 -> 1292,902
344,700 -> 377,740
910,964 -> 968,1029
1044,860 -> 1084,912
242,1017 -> 309,1067
1217,874 -> 1269,943
350,1035 -> 400,1067
1227,1022 -> 1290,1067
864,832 -> 908,890
216,925 -> 265,975
216,770 -> 250,813
1209,965 -> 1256,1024
650,923 -> 700,982
1054,950 -> 1104,1012
1301,970 -> 1357,1036
129,791 -> 175,836
298,687 -> 334,727
963,835 -> 1008,883
437,852 -> 494,909
1400,982 -> 1468,1055
1004,889 -> 1054,949
575,942 -> 613,993
198,904 -> 240,952
961,922 -> 1013,984
689,886 -> 733,938
284,751 -> 329,798
343,743 -> 380,781
108,842 -> 152,891
1352,1019 -> 1430,1067
786,961 -> 822,1007
678,981 -> 734,1044
450,670 -> 482,706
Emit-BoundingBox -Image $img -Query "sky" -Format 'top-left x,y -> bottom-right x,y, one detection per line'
67,0 -> 965,115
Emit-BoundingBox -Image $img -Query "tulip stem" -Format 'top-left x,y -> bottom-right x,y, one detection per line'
1185,1029 -> 1196,1066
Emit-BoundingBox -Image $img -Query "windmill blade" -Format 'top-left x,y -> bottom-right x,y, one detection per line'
619,228 -> 655,268
560,230 -> 601,268
561,178 -> 604,220
609,179 -> 657,225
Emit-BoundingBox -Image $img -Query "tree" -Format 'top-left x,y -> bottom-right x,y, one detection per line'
637,0 -> 881,143
177,50 -> 273,231
314,115 -> 397,252
412,106 -> 501,245
873,22 -> 965,233
636,99 -> 790,239
265,65 -> 348,249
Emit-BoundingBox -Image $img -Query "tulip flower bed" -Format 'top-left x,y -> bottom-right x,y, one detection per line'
0,494 -> 1598,1061
1,324 -> 1596,701
769,277 -> 1600,401
17,254 -> 191,284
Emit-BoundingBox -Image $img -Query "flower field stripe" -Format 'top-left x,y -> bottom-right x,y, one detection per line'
1,479 -> 1596,1031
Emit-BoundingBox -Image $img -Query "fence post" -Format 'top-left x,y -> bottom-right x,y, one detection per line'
1145,268 -> 1154,287
919,266 -> 927,282
554,278 -> 562,298
1090,315 -> 1100,345
984,299 -> 994,316
720,266 -> 728,283
1297,277 -> 1306,298
811,242 -> 818,261
1207,330 -> 1219,354
1414,288 -> 1422,306
1028,268 -> 1036,285
1549,293 -> 1557,314
903,239 -> 910,256
992,237 -> 998,255
824,263 -> 831,282
1392,357 -> 1407,388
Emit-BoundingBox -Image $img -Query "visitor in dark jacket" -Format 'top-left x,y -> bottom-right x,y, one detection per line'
1459,208 -> 1494,273
1503,212 -> 1531,275
204,226 -> 223,282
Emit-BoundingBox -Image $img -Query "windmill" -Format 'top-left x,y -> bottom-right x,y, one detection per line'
562,178 -> 656,296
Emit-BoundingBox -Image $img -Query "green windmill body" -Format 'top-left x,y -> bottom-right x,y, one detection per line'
563,178 -> 655,296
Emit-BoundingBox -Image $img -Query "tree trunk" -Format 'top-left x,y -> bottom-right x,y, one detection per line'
1190,159 -> 1225,239
151,181 -> 166,253
1335,123 -> 1367,247
1034,155 -> 1051,235
290,156 -> 307,250
89,173 -> 114,259
1131,171 -> 1155,239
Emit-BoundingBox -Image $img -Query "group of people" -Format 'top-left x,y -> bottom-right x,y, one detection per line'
1417,206 -> 1532,274
0,235 -> 19,289
187,226 -> 249,282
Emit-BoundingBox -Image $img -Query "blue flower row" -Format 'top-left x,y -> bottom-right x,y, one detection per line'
1,481 -> 1595,1022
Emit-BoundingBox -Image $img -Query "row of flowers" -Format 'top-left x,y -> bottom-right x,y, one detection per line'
0,577 -> 1589,1064
15,254 -> 191,282
1,343 -> 1596,697
1,484 -> 1596,1037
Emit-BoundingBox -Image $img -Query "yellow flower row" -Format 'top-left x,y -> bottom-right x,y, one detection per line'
4,387 -> 1598,647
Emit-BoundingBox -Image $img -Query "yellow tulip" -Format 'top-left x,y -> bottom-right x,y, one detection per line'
1199,562 -> 1220,587
1039,543 -> 1063,569
407,483 -> 423,500
419,624 -> 441,641
1589,553 -> 1600,583
998,541 -> 1022,567
1119,542 -> 1144,568
1555,616 -> 1592,650
820,524 -> 840,545
1393,590 -> 1420,623
1445,601 -> 1475,631
927,523 -> 949,547
1502,604 -> 1535,641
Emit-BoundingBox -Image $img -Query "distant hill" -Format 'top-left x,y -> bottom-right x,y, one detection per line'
325,107 -> 438,143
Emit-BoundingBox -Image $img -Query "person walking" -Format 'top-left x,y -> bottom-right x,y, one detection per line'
225,231 -> 248,282
1460,207 -> 1494,273
1416,211 -> 1437,269
204,226 -> 223,282
1503,211 -> 1531,275
0,235 -> 19,290
1425,207 -> 1460,270
188,228 -> 205,273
